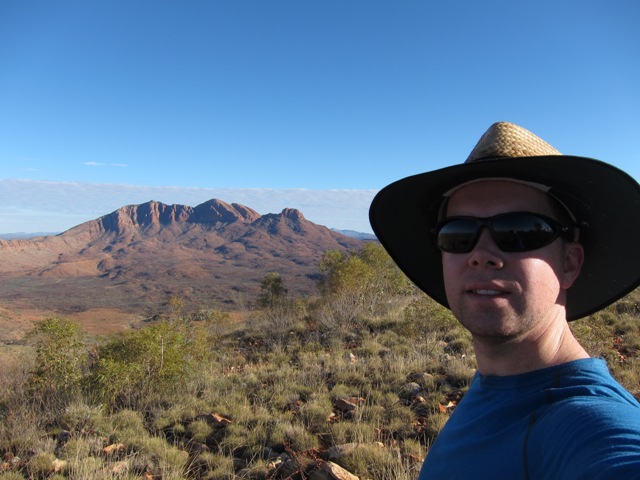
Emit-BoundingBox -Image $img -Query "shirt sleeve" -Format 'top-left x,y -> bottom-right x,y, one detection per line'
527,397 -> 640,479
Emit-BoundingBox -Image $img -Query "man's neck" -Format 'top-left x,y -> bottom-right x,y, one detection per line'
472,319 -> 590,376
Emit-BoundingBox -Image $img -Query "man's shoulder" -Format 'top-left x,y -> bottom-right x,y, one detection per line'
543,358 -> 640,406
539,393 -> 640,428
528,390 -> 640,479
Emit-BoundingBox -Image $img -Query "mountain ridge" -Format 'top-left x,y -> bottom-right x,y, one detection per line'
0,199 -> 368,338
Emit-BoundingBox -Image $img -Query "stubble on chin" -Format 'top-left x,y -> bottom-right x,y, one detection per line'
452,303 -> 534,343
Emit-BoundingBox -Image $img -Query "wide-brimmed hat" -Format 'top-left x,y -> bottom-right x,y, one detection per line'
369,122 -> 640,320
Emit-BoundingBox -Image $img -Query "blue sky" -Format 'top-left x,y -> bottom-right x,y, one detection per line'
1,1 -> 638,234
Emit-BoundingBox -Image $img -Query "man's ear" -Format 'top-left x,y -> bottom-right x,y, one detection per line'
561,242 -> 584,290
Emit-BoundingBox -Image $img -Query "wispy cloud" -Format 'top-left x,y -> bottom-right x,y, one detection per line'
0,179 -> 377,234
83,162 -> 129,167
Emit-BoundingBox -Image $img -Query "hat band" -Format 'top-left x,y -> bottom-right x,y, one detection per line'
442,177 -> 551,197
438,177 -> 579,229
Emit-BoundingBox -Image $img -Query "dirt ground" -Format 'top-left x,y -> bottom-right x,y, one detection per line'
0,303 -> 141,343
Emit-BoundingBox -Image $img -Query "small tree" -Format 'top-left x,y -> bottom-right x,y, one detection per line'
26,317 -> 86,409
318,244 -> 410,318
89,320 -> 209,410
257,272 -> 288,309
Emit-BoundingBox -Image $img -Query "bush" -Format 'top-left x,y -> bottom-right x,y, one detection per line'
26,317 -> 85,410
318,244 -> 411,321
257,272 -> 288,309
89,319 -> 210,410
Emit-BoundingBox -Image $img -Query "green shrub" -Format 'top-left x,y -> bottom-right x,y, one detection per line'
400,295 -> 461,339
318,244 -> 411,321
26,317 -> 85,409
257,272 -> 288,309
89,320 -> 210,409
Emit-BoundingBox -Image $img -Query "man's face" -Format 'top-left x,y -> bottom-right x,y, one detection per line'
442,180 -> 583,342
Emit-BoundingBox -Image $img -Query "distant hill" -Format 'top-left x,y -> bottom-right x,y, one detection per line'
0,199 -> 365,337
332,229 -> 377,241
0,232 -> 60,240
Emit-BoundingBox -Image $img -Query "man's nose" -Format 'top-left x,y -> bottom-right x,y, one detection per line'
467,228 -> 504,269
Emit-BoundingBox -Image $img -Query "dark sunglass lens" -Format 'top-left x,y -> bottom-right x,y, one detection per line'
492,214 -> 556,251
437,219 -> 478,252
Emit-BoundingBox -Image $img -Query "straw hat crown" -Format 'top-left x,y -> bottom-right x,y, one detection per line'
466,122 -> 562,162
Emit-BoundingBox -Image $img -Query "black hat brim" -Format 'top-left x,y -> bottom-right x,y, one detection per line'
369,155 -> 640,320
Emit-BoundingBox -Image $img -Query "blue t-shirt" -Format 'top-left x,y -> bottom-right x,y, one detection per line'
418,358 -> 640,479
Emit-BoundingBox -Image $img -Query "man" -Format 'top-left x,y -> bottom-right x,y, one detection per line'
369,122 -> 640,478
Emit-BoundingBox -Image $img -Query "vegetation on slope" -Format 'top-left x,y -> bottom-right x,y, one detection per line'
0,244 -> 638,479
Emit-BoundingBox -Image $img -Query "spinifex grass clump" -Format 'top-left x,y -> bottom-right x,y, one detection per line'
1,244 -> 637,479
571,288 -> 640,398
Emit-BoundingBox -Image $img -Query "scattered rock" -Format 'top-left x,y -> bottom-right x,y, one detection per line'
399,382 -> 423,400
103,443 -> 126,456
188,442 -> 210,456
56,430 -> 70,445
334,396 -> 365,413
51,458 -> 68,474
111,460 -> 129,476
309,460 -> 360,480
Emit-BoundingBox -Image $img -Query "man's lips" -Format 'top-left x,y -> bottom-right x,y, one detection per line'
465,283 -> 510,296
469,289 -> 506,296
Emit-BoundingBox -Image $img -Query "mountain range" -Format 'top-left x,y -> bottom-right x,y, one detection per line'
0,199 -> 367,340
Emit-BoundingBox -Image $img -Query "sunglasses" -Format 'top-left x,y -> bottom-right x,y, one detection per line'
433,211 -> 577,253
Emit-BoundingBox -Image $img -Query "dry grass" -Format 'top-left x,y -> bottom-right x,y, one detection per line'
0,286 -> 638,479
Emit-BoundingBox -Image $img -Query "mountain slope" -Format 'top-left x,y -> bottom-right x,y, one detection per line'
0,199 -> 365,327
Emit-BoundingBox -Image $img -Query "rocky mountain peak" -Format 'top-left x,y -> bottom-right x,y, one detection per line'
98,201 -> 193,233
192,199 -> 260,225
280,208 -> 305,220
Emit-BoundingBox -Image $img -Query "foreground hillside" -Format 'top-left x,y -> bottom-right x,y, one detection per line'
0,199 -> 364,341
0,245 -> 638,480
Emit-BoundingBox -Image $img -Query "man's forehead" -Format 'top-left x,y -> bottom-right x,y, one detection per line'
443,177 -> 551,198
444,179 -> 556,217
